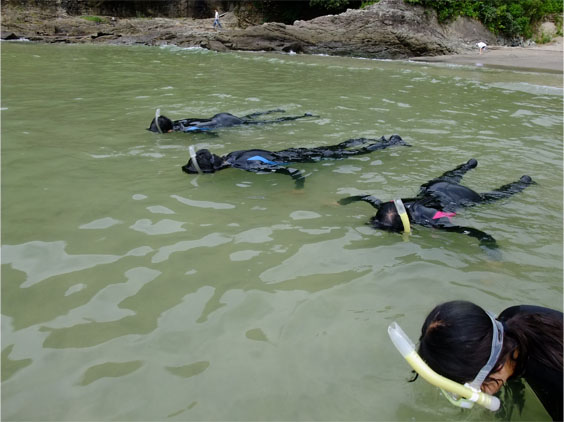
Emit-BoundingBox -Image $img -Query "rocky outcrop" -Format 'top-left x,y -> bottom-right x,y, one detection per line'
219,0 -> 499,57
1,0 -> 498,58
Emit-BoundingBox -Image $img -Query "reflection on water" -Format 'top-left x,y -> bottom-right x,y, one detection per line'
1,42 -> 562,421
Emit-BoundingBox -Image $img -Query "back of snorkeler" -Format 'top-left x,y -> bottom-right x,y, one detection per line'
147,109 -> 314,133
339,159 -> 534,248
182,135 -> 409,188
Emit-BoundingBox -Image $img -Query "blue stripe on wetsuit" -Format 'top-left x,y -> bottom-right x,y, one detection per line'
246,155 -> 287,166
184,126 -> 211,132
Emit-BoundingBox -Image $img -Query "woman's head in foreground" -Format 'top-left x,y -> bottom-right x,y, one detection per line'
417,301 -> 511,394
417,300 -> 563,394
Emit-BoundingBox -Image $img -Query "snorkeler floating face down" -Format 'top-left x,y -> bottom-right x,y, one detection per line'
181,135 -> 409,188
147,108 -> 315,134
339,159 -> 534,248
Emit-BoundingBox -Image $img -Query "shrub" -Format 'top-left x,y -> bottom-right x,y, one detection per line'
403,0 -> 563,39
80,16 -> 107,24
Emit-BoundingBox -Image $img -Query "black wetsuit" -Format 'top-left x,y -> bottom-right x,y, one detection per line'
498,305 -> 563,421
148,109 -> 314,133
182,135 -> 409,188
340,159 -> 534,248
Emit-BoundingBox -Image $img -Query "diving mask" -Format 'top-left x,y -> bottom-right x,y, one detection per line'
440,311 -> 504,408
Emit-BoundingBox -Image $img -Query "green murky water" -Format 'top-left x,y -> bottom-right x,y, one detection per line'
1,42 -> 562,421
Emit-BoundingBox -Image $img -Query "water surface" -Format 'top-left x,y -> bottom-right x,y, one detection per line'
2,42 -> 562,421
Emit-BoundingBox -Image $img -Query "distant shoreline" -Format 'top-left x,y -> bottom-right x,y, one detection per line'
410,40 -> 563,74
2,3 -> 562,74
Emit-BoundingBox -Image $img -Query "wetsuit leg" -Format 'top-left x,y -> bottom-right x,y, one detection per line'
274,136 -> 408,162
332,137 -> 376,149
419,159 -> 478,193
241,109 -> 285,119
278,138 -> 375,159
246,114 -> 314,125
480,175 -> 535,203
323,135 -> 408,156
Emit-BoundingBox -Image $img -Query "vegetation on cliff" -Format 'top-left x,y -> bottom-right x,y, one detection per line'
312,0 -> 562,39
406,0 -> 562,39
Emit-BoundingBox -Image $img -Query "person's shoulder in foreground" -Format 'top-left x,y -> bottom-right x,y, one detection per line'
417,300 -> 562,421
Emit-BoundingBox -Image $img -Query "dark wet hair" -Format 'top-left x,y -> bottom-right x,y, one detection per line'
416,300 -> 563,389
369,201 -> 404,232
148,115 -> 173,133
181,149 -> 224,174
417,301 -> 497,385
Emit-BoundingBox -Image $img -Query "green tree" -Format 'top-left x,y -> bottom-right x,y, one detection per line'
404,0 -> 562,38
310,0 -> 351,11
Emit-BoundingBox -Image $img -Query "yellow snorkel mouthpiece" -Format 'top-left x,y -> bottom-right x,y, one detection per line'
394,198 -> 411,233
393,199 -> 411,233
387,322 -> 500,412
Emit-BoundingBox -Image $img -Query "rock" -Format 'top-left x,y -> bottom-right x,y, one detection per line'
1,0 -> 501,59
539,21 -> 557,38
2,32 -> 21,40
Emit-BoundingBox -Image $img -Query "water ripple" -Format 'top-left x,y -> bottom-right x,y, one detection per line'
2,241 -> 121,288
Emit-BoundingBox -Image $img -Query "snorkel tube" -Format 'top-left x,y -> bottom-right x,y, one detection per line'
393,199 -> 411,233
189,145 -> 203,174
387,322 -> 500,411
155,109 -> 163,134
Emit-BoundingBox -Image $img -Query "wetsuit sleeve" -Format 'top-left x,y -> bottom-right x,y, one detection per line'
338,195 -> 382,209
231,160 -> 306,189
436,225 -> 499,254
438,225 -> 496,243
480,176 -> 535,203
273,167 -> 306,189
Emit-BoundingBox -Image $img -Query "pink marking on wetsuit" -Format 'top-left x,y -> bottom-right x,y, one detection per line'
432,211 -> 456,220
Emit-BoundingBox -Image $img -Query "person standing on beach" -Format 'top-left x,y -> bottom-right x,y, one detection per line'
477,41 -> 487,54
213,9 -> 222,29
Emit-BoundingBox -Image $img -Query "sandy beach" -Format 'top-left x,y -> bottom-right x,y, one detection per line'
411,37 -> 563,74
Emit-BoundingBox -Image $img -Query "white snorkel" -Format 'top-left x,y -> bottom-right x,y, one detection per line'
387,322 -> 501,412
189,145 -> 203,174
155,108 -> 163,134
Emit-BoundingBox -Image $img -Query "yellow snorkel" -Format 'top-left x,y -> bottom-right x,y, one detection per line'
393,199 -> 410,234
387,322 -> 501,412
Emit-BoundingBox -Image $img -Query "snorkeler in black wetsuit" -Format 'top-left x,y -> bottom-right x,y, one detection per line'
148,109 -> 314,133
182,135 -> 409,188
339,159 -> 534,248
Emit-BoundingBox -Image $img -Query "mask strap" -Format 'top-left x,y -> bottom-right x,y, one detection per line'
155,108 -> 163,134
393,199 -> 411,233
189,146 -> 203,174
468,311 -> 504,390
